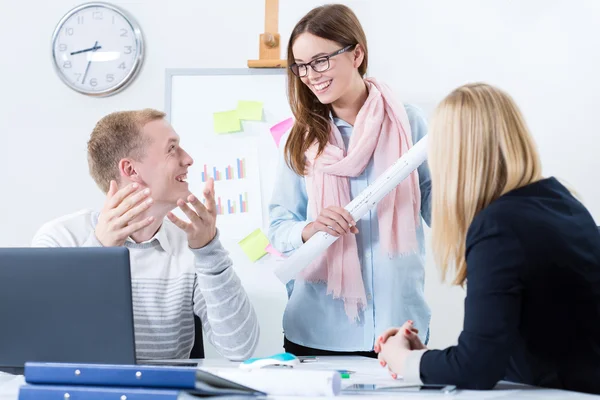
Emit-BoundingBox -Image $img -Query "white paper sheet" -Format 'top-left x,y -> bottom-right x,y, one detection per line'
199,367 -> 341,397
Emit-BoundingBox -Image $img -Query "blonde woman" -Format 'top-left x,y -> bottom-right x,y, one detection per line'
374,83 -> 600,394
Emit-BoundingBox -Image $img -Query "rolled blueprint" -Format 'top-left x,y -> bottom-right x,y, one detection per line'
273,134 -> 429,284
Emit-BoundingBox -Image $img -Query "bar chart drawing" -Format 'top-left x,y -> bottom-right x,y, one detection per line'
209,192 -> 249,215
182,139 -> 263,243
201,158 -> 247,182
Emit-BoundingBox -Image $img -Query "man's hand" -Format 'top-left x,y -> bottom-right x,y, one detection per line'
95,181 -> 155,247
167,178 -> 217,249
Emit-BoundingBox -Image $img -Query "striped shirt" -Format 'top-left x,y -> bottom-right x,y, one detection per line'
31,209 -> 259,361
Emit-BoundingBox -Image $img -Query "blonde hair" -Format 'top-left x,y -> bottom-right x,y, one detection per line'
87,108 -> 166,193
429,83 -> 542,286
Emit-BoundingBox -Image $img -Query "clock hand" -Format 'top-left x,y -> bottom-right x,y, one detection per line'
81,41 -> 99,85
70,45 -> 102,56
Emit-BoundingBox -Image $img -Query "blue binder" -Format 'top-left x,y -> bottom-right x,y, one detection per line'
23,362 -> 264,397
24,362 -> 197,388
19,384 -> 260,400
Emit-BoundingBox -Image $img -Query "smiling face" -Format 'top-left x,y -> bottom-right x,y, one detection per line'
292,32 -> 361,105
283,5 -> 370,175
132,119 -> 194,207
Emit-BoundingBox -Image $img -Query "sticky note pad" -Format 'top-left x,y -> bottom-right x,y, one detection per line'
236,101 -> 263,121
265,244 -> 284,258
239,228 -> 269,262
213,110 -> 241,133
270,117 -> 294,147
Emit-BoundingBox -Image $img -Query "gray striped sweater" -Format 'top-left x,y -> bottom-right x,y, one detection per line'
31,209 -> 259,361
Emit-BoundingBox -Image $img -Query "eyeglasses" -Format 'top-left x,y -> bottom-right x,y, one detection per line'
289,44 -> 356,77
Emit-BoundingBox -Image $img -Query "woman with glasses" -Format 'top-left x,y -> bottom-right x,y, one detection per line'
268,4 -> 431,357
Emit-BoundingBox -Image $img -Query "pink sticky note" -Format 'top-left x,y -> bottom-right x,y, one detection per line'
269,117 -> 294,147
265,244 -> 284,258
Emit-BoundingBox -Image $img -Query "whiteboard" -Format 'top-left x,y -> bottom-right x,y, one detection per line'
165,69 -> 291,358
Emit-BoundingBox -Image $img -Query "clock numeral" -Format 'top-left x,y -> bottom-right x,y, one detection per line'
124,46 -> 133,54
63,61 -> 72,69
77,15 -> 84,24
65,27 -> 74,36
118,62 -> 127,70
58,44 -> 67,52
93,11 -> 103,20
106,74 -> 115,83
90,78 -> 98,87
75,73 -> 82,82
120,28 -> 128,37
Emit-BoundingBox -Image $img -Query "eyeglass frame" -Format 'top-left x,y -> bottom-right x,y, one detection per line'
289,44 -> 357,77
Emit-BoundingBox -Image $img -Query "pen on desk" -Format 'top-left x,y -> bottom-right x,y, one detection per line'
298,356 -> 318,363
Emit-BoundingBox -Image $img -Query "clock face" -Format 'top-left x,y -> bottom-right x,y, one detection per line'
51,2 -> 144,96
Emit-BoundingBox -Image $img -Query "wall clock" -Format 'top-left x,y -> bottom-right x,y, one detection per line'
51,2 -> 144,96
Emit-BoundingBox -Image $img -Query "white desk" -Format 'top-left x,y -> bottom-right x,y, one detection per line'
1,356 -> 596,399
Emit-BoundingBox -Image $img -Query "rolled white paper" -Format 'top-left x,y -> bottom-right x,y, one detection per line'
199,368 -> 341,397
274,135 -> 429,284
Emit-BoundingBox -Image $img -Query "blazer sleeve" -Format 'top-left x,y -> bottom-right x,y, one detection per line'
418,216 -> 525,389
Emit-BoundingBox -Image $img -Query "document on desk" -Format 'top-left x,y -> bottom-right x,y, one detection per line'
294,356 -> 392,380
342,383 -> 457,395
199,367 -> 341,397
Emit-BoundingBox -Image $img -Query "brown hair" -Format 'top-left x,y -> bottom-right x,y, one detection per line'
285,4 -> 368,175
87,108 -> 166,192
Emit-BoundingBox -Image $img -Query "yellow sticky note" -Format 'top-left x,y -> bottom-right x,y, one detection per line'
213,110 -> 241,133
238,228 -> 269,262
236,101 -> 263,121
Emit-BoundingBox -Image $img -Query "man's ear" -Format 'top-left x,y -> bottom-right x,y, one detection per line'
118,158 -> 142,184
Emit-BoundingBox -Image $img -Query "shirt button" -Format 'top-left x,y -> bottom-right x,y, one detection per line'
367,294 -> 373,301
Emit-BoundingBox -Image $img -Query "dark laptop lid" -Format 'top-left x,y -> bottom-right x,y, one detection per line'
0,247 -> 136,373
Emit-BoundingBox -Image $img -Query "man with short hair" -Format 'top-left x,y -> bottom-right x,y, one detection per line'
32,109 -> 259,361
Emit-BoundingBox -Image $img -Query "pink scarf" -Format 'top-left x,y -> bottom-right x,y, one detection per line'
302,78 -> 421,322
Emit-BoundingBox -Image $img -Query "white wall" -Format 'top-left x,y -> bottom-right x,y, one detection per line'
1,0 -> 599,357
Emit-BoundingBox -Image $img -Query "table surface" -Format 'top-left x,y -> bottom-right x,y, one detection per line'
1,356 -> 596,399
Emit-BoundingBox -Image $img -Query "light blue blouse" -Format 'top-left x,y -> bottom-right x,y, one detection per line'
268,104 -> 432,351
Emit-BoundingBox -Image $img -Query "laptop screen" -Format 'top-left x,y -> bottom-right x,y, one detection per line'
0,247 -> 136,373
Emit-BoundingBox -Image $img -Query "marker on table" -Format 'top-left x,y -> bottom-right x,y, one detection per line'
337,370 -> 355,379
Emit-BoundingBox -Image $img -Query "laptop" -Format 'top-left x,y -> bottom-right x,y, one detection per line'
0,247 -> 137,374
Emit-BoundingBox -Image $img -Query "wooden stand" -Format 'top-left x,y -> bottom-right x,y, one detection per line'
248,0 -> 287,68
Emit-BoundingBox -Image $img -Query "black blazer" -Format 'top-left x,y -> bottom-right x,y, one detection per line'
419,177 -> 600,394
